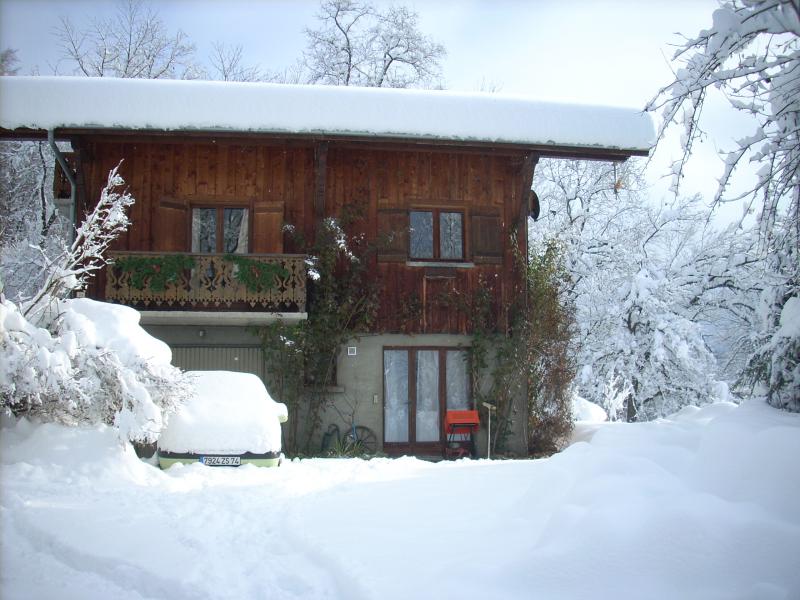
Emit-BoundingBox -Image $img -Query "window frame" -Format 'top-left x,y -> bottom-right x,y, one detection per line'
382,346 -> 472,452
408,208 -> 465,262
190,205 -> 251,254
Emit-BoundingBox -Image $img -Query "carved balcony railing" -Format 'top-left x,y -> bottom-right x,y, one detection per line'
105,252 -> 307,312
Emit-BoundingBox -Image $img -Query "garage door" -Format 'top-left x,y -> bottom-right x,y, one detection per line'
171,346 -> 266,380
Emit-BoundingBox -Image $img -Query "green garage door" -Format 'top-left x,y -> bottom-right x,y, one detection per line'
171,346 -> 266,380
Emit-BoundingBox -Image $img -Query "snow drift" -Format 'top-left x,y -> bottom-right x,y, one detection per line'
2,400 -> 798,599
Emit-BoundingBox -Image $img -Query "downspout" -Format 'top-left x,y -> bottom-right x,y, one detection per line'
47,129 -> 76,241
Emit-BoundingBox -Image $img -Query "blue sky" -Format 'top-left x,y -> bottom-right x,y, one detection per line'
0,0 -> 716,105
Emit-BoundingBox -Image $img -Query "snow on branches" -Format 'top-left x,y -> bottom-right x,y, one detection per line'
647,0 -> 799,221
23,164 -> 133,320
0,297 -> 190,442
647,0 -> 799,412
531,159 -> 727,421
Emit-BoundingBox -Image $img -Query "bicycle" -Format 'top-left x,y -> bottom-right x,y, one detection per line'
320,422 -> 378,457
319,393 -> 378,457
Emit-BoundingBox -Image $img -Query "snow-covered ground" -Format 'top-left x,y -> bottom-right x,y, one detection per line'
2,400 -> 799,600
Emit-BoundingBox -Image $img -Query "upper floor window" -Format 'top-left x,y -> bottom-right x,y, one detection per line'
409,210 -> 463,260
191,207 -> 249,254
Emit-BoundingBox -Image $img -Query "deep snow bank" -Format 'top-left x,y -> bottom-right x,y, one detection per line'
2,400 -> 798,600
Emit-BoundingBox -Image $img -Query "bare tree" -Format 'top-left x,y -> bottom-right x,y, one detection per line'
0,48 -> 20,75
209,41 -> 264,82
55,0 -> 199,79
303,0 -> 446,88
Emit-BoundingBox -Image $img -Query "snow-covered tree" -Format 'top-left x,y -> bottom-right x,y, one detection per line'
55,0 -> 201,79
303,0 -> 446,88
647,0 -> 799,411
531,159 -> 727,421
1,168 -> 190,442
22,166 -> 134,319
0,139 -> 66,301
0,49 -> 68,302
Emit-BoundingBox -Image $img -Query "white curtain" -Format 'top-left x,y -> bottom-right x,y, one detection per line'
446,350 -> 470,409
191,208 -> 216,253
416,350 -> 440,442
384,350 -> 409,443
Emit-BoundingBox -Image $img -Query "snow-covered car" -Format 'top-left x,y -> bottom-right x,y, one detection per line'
157,371 -> 288,468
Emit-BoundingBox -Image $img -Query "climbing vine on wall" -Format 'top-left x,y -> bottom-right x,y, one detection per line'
256,208 -> 382,455
455,235 -> 576,457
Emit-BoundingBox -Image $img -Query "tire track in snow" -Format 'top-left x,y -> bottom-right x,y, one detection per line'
4,502 -> 211,600
279,489 -> 374,600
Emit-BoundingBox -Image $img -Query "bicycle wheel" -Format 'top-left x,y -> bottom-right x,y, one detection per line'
341,425 -> 378,456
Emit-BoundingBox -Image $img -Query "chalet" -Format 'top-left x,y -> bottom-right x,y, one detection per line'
0,76 -> 653,457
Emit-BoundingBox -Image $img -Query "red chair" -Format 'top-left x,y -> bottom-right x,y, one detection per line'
444,410 -> 479,459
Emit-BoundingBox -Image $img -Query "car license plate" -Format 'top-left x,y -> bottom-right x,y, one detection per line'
201,456 -> 241,467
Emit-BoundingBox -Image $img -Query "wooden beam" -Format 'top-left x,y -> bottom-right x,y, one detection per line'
314,141 -> 329,219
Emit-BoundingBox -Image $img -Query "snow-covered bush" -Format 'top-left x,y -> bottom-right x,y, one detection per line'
743,283 -> 800,412
0,298 -> 190,442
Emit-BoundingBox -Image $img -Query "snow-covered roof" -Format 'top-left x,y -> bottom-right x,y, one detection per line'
0,76 -> 654,155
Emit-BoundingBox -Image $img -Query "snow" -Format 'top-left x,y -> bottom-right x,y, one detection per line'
3,400 -> 799,600
571,394 -> 608,422
777,296 -> 800,339
1,297 -> 186,442
0,76 -> 654,153
157,371 -> 288,455
61,298 -> 172,366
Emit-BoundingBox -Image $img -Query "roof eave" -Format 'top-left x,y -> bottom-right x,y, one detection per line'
0,126 -> 650,161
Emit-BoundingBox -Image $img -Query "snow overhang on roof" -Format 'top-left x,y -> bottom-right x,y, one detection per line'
0,76 -> 654,157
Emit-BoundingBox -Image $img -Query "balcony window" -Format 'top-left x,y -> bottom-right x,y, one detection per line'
192,207 -> 249,254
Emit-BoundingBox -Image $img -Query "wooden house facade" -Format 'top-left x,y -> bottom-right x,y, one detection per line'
1,76 -> 653,457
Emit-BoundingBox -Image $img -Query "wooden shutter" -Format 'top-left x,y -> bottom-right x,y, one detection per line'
252,200 -> 284,254
378,209 -> 409,261
152,199 -> 188,252
471,213 -> 503,264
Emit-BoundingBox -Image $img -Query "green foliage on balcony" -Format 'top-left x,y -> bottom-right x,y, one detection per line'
223,254 -> 289,293
114,255 -> 196,292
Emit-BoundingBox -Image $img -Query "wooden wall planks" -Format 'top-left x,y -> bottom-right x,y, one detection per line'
79,136 -> 531,334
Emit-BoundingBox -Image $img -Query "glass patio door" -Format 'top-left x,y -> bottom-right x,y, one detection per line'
415,350 -> 440,443
383,348 -> 469,454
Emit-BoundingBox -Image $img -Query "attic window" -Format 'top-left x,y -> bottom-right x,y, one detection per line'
409,210 -> 463,261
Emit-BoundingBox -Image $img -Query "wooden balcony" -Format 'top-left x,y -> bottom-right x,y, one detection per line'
104,252 -> 307,313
